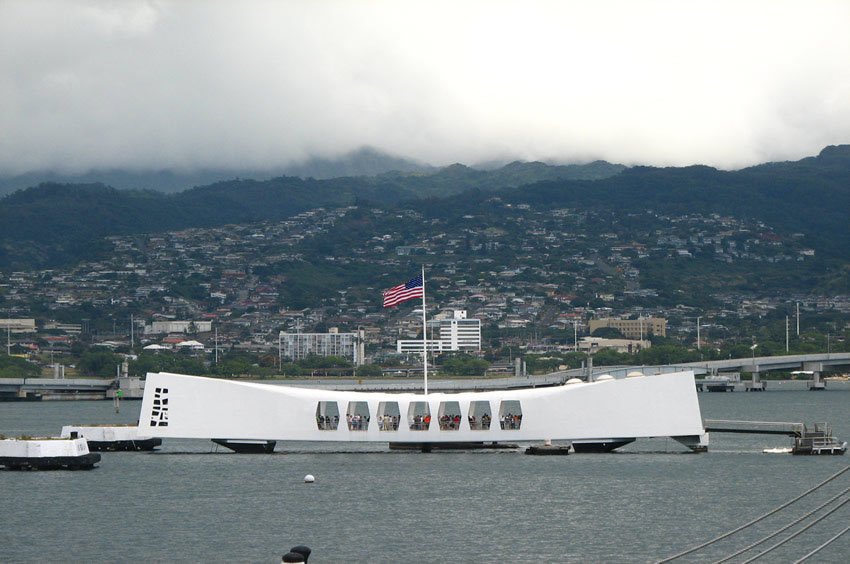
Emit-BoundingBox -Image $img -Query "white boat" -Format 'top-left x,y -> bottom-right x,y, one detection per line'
703,375 -> 735,392
762,447 -> 792,454
135,369 -> 709,452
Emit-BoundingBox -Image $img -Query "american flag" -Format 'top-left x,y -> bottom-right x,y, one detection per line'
382,274 -> 424,308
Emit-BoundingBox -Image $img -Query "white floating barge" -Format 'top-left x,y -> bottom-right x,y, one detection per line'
136,370 -> 709,452
793,423 -> 847,455
60,424 -> 162,451
0,437 -> 101,470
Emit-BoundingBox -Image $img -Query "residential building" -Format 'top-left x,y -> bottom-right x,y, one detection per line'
588,317 -> 666,338
0,318 -> 36,333
145,320 -> 213,335
578,337 -> 650,354
279,327 -> 364,365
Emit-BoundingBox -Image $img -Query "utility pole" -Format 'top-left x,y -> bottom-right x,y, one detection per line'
696,316 -> 701,350
573,320 -> 578,352
130,314 -> 134,350
796,302 -> 800,336
785,315 -> 789,353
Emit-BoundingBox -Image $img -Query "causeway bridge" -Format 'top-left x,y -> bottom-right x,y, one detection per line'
564,353 -> 850,391
0,376 -> 143,400
0,353 -> 848,398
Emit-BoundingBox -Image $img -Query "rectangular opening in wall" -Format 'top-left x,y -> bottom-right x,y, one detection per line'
377,401 -> 400,431
316,401 -> 340,430
468,400 -> 492,430
347,401 -> 370,431
407,401 -> 431,431
499,400 -> 522,430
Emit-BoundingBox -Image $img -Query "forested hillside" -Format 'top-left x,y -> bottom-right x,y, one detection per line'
0,146 -> 847,271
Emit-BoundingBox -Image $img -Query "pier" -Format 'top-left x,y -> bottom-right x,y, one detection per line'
704,419 -> 802,436
704,419 -> 847,455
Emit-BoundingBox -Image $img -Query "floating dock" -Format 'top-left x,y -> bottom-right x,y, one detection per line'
525,441 -> 572,455
704,419 -> 846,455
0,437 -> 101,470
793,423 -> 847,455
61,425 -> 162,451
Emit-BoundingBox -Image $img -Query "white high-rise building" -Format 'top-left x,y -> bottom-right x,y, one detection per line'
397,310 -> 481,354
279,328 -> 365,365
440,310 -> 481,351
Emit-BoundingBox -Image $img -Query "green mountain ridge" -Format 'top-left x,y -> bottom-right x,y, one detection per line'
0,146 -> 624,196
0,146 -> 848,272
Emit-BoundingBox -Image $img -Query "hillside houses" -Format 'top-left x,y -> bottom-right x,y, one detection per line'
1,202 -> 845,365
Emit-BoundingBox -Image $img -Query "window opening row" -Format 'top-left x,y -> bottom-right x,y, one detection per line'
315,400 -> 522,432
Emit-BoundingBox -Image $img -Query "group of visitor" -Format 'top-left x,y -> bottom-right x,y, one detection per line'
439,414 -> 463,430
378,415 -> 400,431
410,414 -> 431,430
316,414 -> 339,430
346,413 -> 370,430
468,413 -> 492,430
316,409 -> 519,431
500,413 -> 522,430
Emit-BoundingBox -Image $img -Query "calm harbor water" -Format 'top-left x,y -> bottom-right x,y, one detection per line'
1,382 -> 848,563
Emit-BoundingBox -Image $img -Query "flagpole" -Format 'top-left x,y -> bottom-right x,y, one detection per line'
421,265 -> 428,395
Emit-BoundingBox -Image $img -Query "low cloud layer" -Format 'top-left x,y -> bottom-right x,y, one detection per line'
2,0 -> 849,174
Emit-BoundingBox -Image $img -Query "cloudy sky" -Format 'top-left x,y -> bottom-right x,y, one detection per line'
2,0 -> 849,174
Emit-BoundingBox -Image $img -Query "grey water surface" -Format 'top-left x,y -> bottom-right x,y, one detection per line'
1,383 -> 848,563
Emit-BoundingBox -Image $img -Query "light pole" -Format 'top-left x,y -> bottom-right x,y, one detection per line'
796,301 -> 800,336
573,320 -> 578,352
785,315 -> 789,353
751,343 -> 758,362
696,316 -> 701,350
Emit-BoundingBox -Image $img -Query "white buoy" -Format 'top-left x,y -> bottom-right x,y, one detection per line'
304,474 -> 315,483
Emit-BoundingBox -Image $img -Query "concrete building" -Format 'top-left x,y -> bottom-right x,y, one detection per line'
279,327 -> 365,365
0,319 -> 36,333
397,310 -> 481,354
395,339 -> 451,354
588,317 -> 666,339
578,337 -> 650,354
145,320 -> 213,335
440,310 -> 482,351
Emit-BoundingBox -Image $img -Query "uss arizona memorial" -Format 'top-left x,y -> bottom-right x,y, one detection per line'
138,369 -> 710,452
